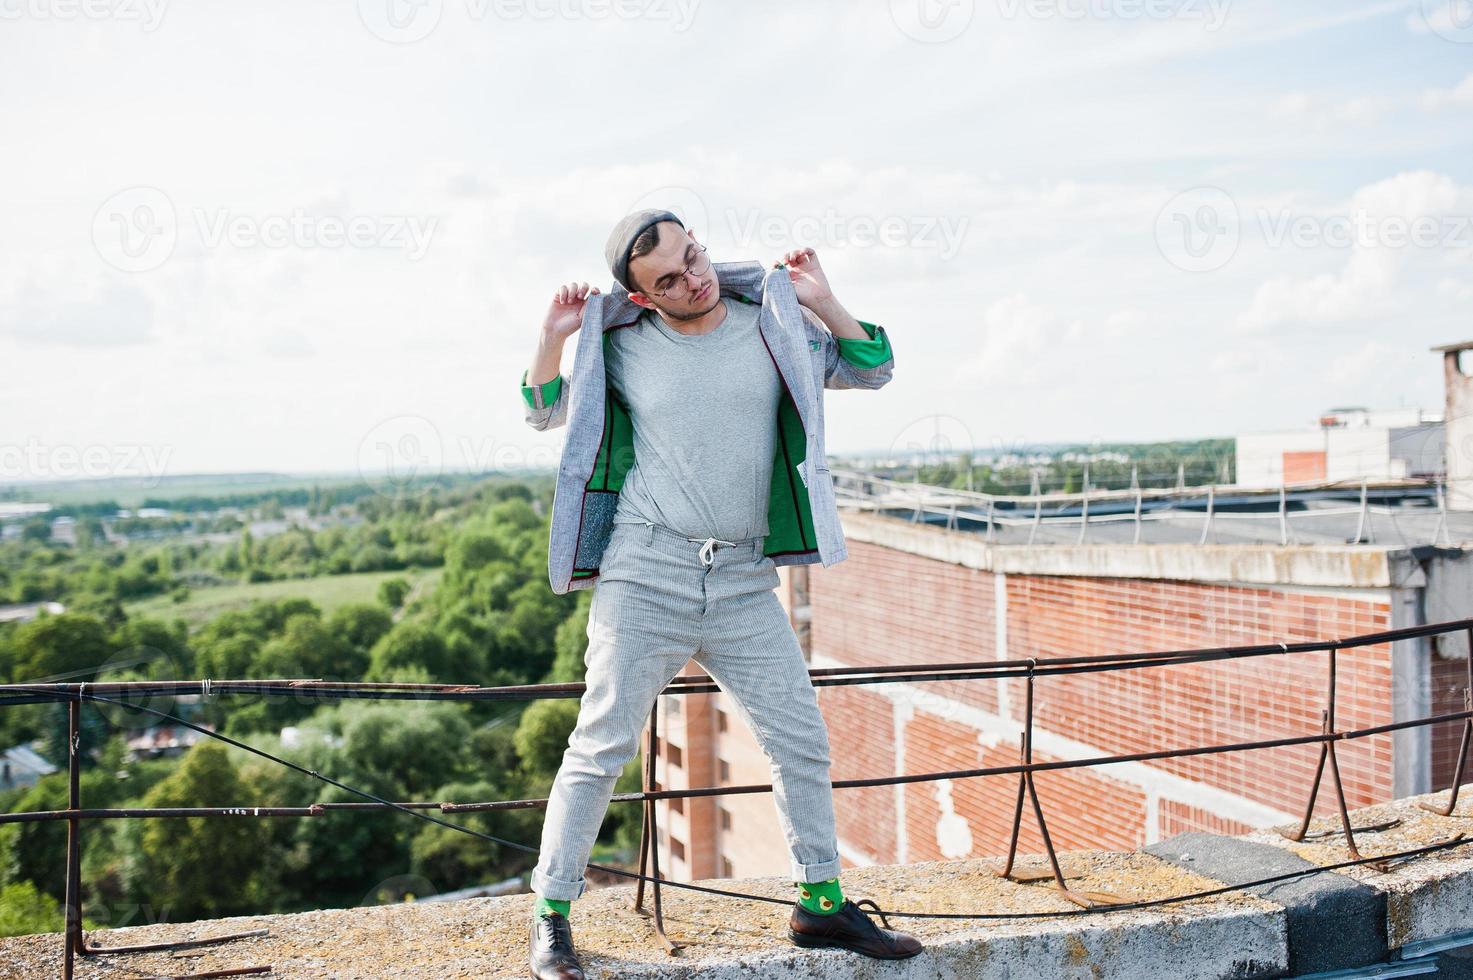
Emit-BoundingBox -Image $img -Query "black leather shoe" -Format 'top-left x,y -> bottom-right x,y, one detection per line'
529,911 -> 585,980
788,898 -> 924,959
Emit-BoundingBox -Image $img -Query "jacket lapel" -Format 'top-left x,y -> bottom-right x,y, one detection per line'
757,266 -> 817,436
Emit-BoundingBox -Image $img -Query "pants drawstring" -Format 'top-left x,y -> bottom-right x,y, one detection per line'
688,535 -> 737,566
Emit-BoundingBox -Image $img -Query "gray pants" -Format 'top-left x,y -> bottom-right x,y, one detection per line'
531,519 -> 841,900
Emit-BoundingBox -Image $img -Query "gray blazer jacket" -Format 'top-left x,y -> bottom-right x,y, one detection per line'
522,260 -> 893,594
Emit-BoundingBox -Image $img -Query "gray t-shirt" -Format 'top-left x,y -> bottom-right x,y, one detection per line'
606,296 -> 782,541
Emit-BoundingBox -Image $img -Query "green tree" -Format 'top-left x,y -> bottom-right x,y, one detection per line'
513,699 -> 579,785
326,604 -> 392,674
407,778 -> 538,891
546,594 -> 591,683
235,529 -> 255,579
366,622 -> 460,683
377,577 -> 411,610
0,881 -> 64,937
336,701 -> 471,799
74,517 -> 106,550
272,702 -> 476,906
255,613 -> 351,681
126,742 -> 266,920
8,613 -> 113,684
109,617 -> 193,681
2,747 -> 138,902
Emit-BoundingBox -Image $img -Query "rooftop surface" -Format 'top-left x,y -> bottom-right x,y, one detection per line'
835,472 -> 1471,551
4,791 -> 1470,978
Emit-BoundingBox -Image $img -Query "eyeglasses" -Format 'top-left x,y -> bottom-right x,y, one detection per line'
647,243 -> 711,299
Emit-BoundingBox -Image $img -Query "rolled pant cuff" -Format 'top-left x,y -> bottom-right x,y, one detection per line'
531,868 -> 587,902
792,855 -> 842,884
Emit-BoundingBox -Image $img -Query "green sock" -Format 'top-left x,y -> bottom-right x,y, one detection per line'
533,896 -> 570,919
795,877 -> 844,915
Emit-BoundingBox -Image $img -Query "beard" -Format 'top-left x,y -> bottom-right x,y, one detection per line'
651,278 -> 721,322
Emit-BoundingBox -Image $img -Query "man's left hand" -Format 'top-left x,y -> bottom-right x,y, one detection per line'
777,247 -> 833,307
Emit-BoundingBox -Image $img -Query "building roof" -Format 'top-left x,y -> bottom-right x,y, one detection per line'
836,471 -> 1473,551
2,744 -> 57,778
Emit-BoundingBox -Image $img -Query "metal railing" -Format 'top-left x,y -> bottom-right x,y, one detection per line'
2,618 -> 1472,977
832,468 -> 1455,548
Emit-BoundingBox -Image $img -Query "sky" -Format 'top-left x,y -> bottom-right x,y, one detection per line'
2,0 -> 1471,485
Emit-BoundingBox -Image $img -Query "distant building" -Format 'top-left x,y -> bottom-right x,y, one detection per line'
280,726 -> 342,750
1235,407 -> 1443,488
0,502 -> 54,543
1436,341 -> 1473,511
0,601 -> 65,624
0,503 -> 52,521
125,723 -> 212,759
2,744 -> 57,791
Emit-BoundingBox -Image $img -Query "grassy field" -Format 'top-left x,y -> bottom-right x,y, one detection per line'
0,469 -> 537,508
0,472 -> 371,508
124,566 -> 444,628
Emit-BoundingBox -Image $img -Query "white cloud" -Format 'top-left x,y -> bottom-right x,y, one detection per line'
962,294 -> 1063,387
1437,276 -> 1473,301
1272,91 -> 1397,127
1421,72 -> 1473,110
1329,339 -> 1400,388
0,277 -> 156,348
0,1 -> 1468,472
1235,171 -> 1473,333
1234,249 -> 1399,333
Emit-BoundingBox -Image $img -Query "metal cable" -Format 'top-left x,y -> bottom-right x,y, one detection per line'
53,687 -> 1473,923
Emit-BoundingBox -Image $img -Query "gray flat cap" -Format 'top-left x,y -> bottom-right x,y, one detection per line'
605,208 -> 684,292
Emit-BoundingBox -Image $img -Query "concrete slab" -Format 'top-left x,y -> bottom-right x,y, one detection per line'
0,850 -> 1284,979
1241,790 -> 1473,953
839,512 -> 1400,588
1146,831 -> 1387,975
5,794 -> 1468,979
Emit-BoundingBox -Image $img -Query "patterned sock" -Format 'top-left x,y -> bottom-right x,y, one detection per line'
795,877 -> 844,915
533,896 -> 571,919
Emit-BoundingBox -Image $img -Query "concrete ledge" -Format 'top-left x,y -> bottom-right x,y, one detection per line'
1235,792 -> 1473,955
2,792 -> 1469,978
840,511 -> 1399,588
1147,832 -> 1387,975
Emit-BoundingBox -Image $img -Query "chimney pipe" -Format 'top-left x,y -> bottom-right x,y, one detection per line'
1434,341 -> 1473,511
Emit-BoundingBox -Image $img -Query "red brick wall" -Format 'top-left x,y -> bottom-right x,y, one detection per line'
806,540 -> 1398,860
1160,799 -> 1257,838
703,688 -> 801,880
1431,652 -> 1473,791
1283,450 -> 1328,483
899,710 -> 1149,860
658,537 -> 1407,882
817,685 -> 898,865
808,542 -> 1000,714
1004,575 -> 1394,816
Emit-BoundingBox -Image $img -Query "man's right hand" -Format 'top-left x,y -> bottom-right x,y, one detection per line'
543,281 -> 600,341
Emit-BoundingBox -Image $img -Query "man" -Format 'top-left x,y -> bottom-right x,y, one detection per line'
519,209 -> 922,978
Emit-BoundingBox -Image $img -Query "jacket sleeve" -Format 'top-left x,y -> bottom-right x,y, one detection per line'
520,369 -> 569,431
800,306 -> 895,391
